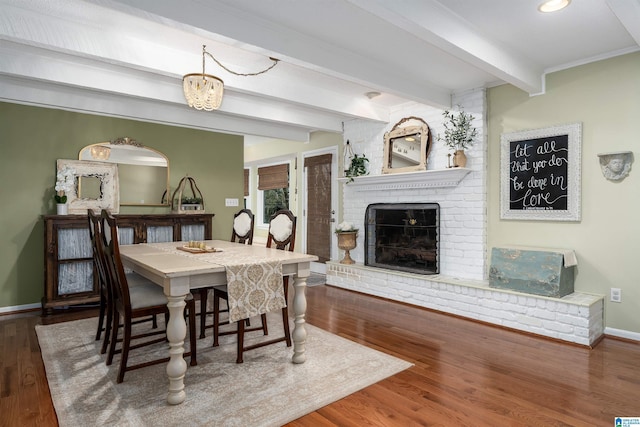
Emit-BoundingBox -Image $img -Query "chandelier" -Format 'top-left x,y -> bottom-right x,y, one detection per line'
183,45 -> 279,111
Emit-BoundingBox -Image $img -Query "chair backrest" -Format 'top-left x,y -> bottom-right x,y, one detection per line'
231,209 -> 254,245
100,210 -> 132,312
88,209 -> 109,294
266,209 -> 296,252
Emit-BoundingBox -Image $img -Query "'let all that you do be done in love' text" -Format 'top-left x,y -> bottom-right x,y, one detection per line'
509,135 -> 569,211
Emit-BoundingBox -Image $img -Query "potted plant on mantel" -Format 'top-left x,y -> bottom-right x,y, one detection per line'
344,153 -> 369,183
437,106 -> 478,168
335,221 -> 358,264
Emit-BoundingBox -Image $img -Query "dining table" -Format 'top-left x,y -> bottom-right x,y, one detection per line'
119,239 -> 318,405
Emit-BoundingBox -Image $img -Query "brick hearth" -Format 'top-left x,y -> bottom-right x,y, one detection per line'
326,262 -> 604,346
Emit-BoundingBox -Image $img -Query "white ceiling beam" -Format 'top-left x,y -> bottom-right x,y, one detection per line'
0,0 -> 391,124
347,0 -> 543,94
607,0 -> 640,46
0,75 -> 313,141
0,40 -> 355,136
98,0 -> 452,107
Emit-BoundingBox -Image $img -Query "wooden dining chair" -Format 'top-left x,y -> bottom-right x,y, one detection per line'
100,210 -> 197,383
89,210 -> 159,355
213,209 -> 296,363
198,209 -> 255,339
230,208 -> 255,245
88,209 -> 111,353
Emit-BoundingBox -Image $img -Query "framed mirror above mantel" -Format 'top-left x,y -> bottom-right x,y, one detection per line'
382,116 -> 432,174
79,137 -> 170,206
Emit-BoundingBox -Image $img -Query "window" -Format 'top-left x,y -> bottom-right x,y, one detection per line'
257,163 -> 290,225
262,188 -> 289,220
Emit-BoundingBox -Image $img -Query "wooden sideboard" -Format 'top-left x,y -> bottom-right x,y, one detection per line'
42,213 -> 215,314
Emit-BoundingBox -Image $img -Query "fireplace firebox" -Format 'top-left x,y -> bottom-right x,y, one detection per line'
365,203 -> 439,275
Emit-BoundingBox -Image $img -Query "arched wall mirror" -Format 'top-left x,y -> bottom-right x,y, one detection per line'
79,137 -> 170,206
382,116 -> 432,174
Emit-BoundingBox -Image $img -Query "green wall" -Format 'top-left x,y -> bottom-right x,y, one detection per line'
0,102 -> 244,310
487,52 -> 640,333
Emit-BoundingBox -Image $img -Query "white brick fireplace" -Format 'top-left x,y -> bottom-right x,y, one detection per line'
326,89 -> 604,346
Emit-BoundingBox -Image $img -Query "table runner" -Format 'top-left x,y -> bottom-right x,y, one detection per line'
149,242 -> 286,323
224,260 -> 284,322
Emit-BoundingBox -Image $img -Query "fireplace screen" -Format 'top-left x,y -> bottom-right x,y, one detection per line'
365,203 -> 439,275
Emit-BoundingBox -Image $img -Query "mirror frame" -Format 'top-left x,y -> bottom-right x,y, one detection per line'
79,137 -> 170,206
57,159 -> 119,214
382,117 -> 432,174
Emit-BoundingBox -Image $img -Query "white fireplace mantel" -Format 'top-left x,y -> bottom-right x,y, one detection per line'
338,168 -> 472,190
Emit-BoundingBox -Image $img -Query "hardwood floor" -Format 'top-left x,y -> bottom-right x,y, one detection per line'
1,285 -> 639,426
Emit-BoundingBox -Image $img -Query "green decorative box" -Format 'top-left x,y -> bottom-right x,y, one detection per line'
489,247 -> 576,297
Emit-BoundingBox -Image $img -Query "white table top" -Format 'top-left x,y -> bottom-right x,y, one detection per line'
120,240 -> 318,281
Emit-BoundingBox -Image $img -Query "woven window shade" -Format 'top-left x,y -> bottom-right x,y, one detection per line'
244,168 -> 250,197
304,153 -> 332,168
258,164 -> 289,190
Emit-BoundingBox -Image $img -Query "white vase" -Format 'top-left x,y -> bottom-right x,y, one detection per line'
56,203 -> 68,215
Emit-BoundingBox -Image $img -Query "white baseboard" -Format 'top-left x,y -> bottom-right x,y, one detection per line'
0,302 -> 41,314
604,327 -> 640,342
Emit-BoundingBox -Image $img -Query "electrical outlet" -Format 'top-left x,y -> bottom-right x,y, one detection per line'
225,198 -> 239,207
610,288 -> 622,303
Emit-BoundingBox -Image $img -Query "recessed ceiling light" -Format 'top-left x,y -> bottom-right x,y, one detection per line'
365,91 -> 381,99
538,0 -> 571,13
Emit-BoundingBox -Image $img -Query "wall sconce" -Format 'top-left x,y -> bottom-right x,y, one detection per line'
597,151 -> 633,181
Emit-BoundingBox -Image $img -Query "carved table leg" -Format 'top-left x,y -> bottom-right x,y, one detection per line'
166,295 -> 187,405
292,273 -> 308,364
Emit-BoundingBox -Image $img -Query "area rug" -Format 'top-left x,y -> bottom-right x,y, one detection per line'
36,313 -> 412,426
306,273 -> 326,287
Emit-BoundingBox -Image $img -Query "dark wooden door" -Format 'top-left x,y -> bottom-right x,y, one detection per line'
305,154 -> 332,263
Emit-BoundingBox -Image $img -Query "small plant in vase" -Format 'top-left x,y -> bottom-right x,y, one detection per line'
181,196 -> 203,210
345,154 -> 369,183
54,165 -> 76,214
335,221 -> 358,264
437,106 -> 478,168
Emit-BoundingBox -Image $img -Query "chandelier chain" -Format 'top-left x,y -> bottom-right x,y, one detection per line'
202,45 -> 279,77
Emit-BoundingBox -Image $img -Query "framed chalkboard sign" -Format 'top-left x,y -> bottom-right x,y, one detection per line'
500,123 -> 581,221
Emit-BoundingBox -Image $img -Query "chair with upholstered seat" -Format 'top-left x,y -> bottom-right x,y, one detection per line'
198,209 -> 255,339
100,210 -> 197,383
213,208 -> 296,363
88,209 -> 158,355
